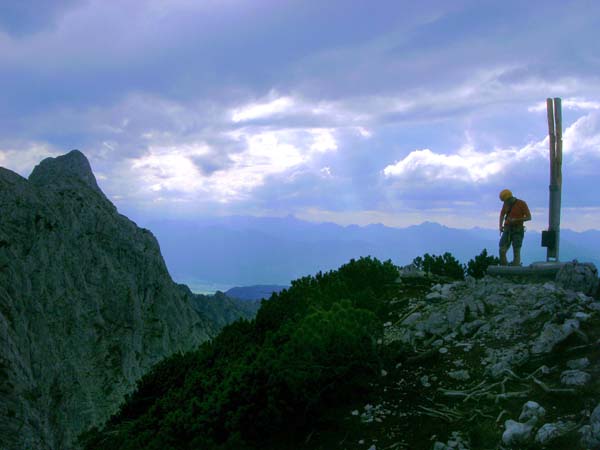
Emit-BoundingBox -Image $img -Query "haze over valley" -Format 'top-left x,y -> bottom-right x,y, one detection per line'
144,216 -> 600,293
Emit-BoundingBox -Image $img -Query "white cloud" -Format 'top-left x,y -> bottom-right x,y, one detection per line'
382,110 -> 600,185
130,145 -> 209,194
229,92 -> 371,128
382,145 -> 517,184
127,127 -> 339,203
0,142 -> 61,177
563,111 -> 600,157
217,131 -> 306,199
278,67 -> 590,130
528,97 -> 600,113
231,95 -> 295,123
309,129 -> 337,152
356,127 -> 372,138
215,128 -> 337,200
320,166 -> 332,177
560,207 -> 600,232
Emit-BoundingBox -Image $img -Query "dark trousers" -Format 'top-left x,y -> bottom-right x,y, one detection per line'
499,226 -> 524,251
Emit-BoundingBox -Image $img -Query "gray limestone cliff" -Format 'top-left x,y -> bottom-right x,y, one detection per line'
0,150 -> 250,449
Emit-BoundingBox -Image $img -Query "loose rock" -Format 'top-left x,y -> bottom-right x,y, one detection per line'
531,319 -> 580,354
566,357 -> 590,370
502,419 -> 533,445
560,369 -> 591,386
536,421 -> 574,445
519,401 -> 546,424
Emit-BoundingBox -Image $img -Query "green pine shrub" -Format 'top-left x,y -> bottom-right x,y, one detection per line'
466,249 -> 499,279
78,257 -> 398,450
412,252 -> 465,280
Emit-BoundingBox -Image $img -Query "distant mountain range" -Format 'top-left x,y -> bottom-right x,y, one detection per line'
225,285 -> 288,301
143,216 -> 600,291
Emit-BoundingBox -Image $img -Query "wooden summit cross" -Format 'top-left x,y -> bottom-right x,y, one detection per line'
542,98 -> 563,262
488,98 -> 565,276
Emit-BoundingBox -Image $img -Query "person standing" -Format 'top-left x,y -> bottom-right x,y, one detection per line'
498,189 -> 531,266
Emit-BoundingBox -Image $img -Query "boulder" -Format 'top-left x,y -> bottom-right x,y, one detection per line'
535,421 -> 574,445
398,263 -> 426,278
446,302 -> 466,329
448,370 -> 470,381
519,401 -> 546,425
531,319 -> 580,354
502,419 -> 533,445
556,261 -> 599,296
432,431 -> 469,450
566,357 -> 590,370
560,369 -> 591,386
580,403 -> 600,448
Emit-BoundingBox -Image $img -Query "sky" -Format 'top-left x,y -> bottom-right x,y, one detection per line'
1,0 -> 599,231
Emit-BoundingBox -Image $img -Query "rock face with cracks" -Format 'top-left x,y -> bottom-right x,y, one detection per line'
0,151 -> 252,450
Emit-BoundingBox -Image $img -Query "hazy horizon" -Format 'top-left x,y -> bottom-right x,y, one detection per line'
138,213 -> 600,234
140,214 -> 600,294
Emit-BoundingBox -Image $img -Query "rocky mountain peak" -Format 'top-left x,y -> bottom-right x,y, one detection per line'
28,149 -> 102,194
0,150 -> 255,450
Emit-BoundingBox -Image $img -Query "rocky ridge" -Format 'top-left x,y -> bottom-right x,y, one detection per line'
0,151 -> 252,450
347,263 -> 600,449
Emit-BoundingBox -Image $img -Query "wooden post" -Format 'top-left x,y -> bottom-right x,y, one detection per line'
544,98 -> 562,261
554,98 -> 563,188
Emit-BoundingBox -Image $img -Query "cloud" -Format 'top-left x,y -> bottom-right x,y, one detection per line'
382,141 -> 545,185
1,0 -> 600,232
130,145 -> 208,194
227,91 -> 371,130
0,141 -> 62,177
320,167 -> 332,177
563,111 -> 600,158
560,207 -> 600,232
383,147 -> 503,183
123,127 -> 339,204
528,98 -> 600,113
209,127 -> 338,200
356,127 -> 372,138
382,110 -> 600,187
232,96 -> 295,123
0,87 -> 347,208
309,129 -> 338,153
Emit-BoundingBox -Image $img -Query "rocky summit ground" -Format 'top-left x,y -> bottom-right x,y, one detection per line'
304,262 -> 600,450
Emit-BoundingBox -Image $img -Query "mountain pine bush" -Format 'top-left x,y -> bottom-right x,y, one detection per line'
412,252 -> 465,280
466,249 -> 499,279
78,257 -> 398,450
